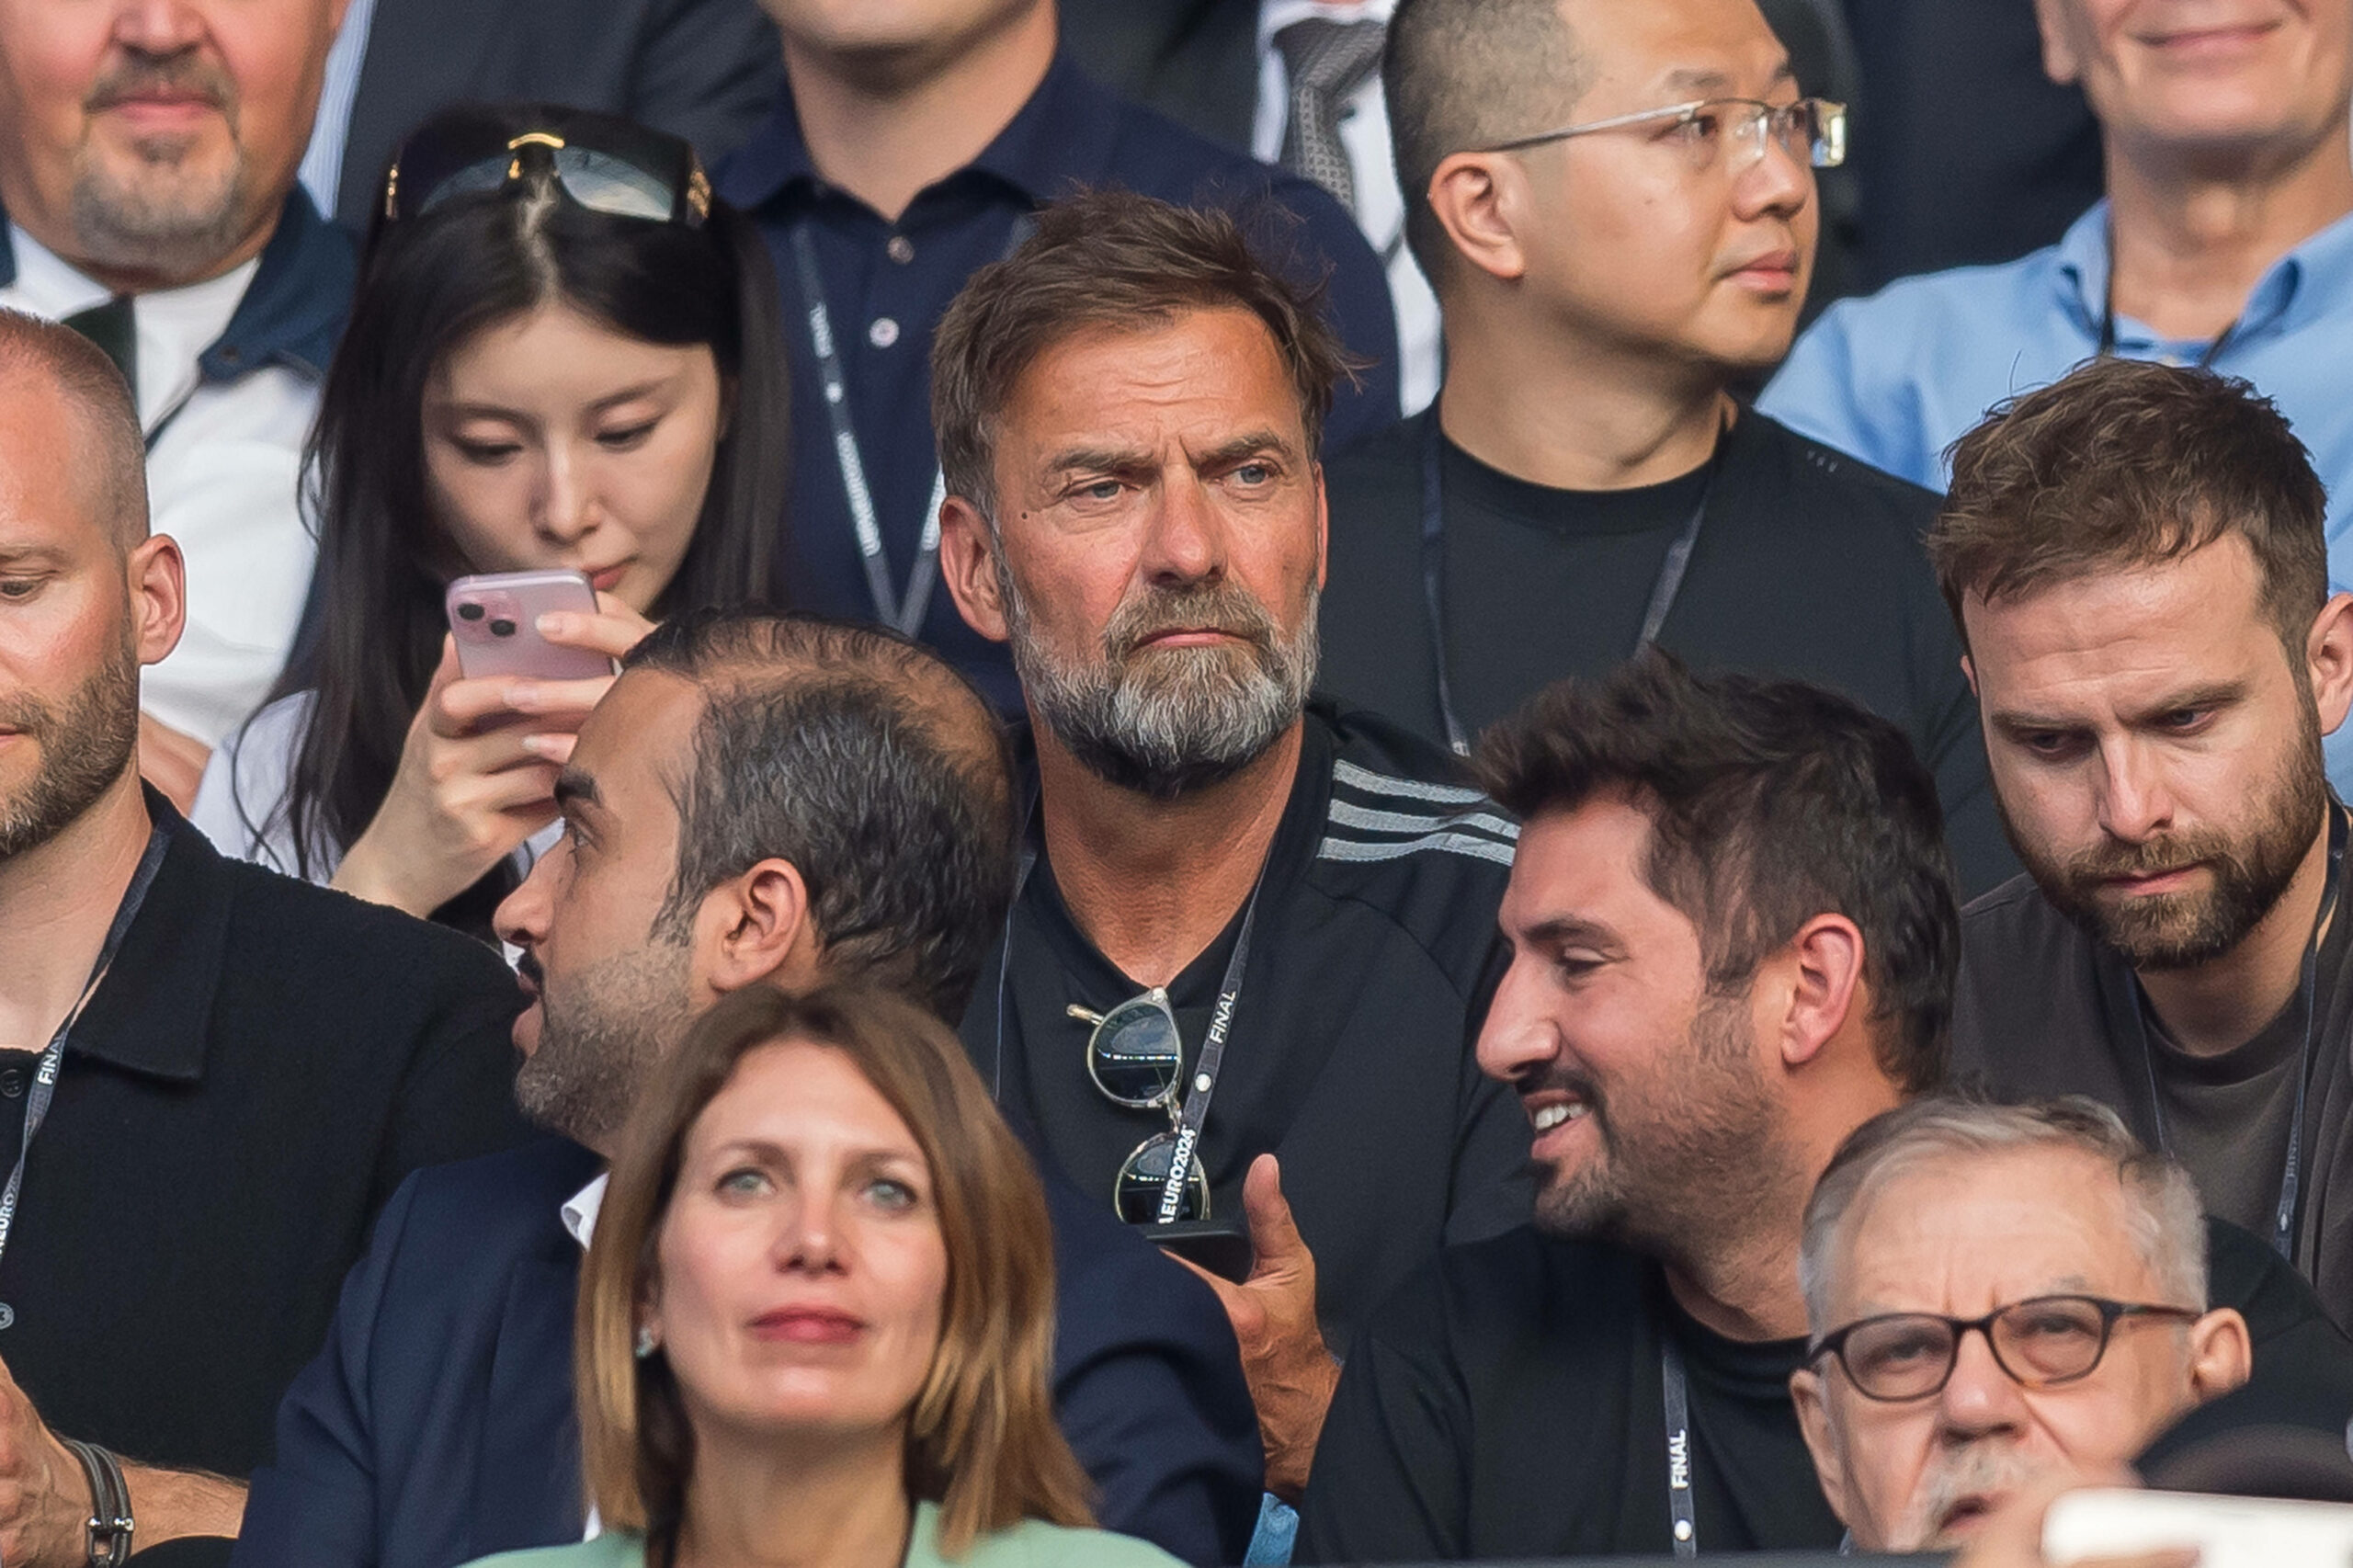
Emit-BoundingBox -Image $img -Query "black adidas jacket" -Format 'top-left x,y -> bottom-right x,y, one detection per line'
959,699 -> 1533,1349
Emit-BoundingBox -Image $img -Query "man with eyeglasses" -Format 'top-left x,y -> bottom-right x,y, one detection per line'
1295,653 -> 2351,1562
1791,1096 -> 2253,1552
1311,0 -> 2016,900
1758,0 -> 2353,793
930,190 -> 1531,1513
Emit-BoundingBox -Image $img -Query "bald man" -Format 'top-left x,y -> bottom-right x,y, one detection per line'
233,608 -> 1263,1568
0,306 -> 527,1561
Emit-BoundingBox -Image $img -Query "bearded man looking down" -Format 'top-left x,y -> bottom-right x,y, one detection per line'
933,190 -> 1531,1506
1938,360 -> 2353,1323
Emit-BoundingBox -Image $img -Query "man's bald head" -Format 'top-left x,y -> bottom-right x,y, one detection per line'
1386,0 -> 1588,282
0,310 -> 146,550
619,609 -> 1017,1021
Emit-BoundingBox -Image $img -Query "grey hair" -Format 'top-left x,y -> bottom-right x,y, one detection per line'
1799,1095 -> 2209,1334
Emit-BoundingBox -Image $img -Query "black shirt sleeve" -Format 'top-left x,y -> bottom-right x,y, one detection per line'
1445,939 -> 1538,1246
370,938 -> 533,1207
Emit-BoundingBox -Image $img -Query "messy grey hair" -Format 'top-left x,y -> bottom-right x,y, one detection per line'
1799,1095 -> 2209,1335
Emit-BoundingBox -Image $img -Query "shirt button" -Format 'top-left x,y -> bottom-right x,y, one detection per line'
886,235 -> 915,265
868,316 -> 901,349
0,1069 -> 24,1098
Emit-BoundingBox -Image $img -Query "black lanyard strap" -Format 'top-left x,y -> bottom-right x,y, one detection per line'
2122,806 -> 2346,1263
1662,1337 -> 1699,1556
1153,878 -> 1263,1223
0,823 -> 170,1279
1417,413 -> 1720,756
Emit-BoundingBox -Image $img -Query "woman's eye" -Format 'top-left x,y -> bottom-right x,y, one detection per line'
865,1176 -> 919,1212
451,437 -> 521,464
597,422 -> 656,451
717,1166 -> 770,1198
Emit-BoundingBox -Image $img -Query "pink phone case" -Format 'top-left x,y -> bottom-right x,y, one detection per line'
444,571 -> 614,682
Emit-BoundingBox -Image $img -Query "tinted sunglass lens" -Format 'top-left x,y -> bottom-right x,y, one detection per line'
1115,1133 -> 1210,1223
556,148 -> 676,221
1088,1001 -> 1183,1108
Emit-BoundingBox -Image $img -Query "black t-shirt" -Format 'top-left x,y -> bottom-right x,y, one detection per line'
1299,1218 -> 2353,1563
957,701 -> 1533,1350
1316,407 -> 2016,898
1954,826 -> 2353,1325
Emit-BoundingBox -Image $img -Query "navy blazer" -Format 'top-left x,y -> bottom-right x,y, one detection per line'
233,1136 -> 1262,1568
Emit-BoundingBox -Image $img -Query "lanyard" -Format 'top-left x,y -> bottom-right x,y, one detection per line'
1662,1338 -> 1698,1556
1417,414 -> 1720,756
995,821 -> 1269,1222
789,218 -> 1032,637
2094,273 -> 2237,367
2118,807 -> 2346,1263
0,823 -> 170,1279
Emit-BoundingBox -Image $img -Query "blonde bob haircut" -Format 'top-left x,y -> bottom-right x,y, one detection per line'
575,983 -> 1096,1561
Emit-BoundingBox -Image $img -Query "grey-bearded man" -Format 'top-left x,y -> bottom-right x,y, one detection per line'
934,189 -> 1532,1506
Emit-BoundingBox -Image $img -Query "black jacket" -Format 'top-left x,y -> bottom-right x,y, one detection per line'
234,1135 -> 1264,1568
0,795 -> 530,1477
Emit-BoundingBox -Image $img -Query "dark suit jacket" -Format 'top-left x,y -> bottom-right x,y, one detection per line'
331,0 -> 785,230
233,1137 -> 1263,1568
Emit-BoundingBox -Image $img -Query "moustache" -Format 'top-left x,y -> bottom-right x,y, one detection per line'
85,53 -> 234,116
1104,584 -> 1280,662
2062,832 -> 2226,886
516,950 -> 546,994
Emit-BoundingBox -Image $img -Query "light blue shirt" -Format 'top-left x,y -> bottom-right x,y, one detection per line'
1761,199 -> 2353,790
297,0 -> 381,218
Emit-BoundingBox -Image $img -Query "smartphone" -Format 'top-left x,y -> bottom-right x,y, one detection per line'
2045,1487 -> 2353,1566
1150,1220 -> 1254,1284
444,570 -> 614,683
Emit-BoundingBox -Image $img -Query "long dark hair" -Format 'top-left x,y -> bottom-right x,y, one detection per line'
254,103 -> 787,928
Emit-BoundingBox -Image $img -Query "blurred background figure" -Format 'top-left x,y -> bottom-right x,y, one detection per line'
191,105 -> 787,937
467,984 -> 1186,1568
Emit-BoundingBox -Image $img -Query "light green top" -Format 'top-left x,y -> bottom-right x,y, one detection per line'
462,1501 -> 1184,1568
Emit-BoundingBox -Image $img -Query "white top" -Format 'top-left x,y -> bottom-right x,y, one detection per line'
0,224 -> 318,747
561,1173 -> 609,1251
1254,0 -> 1441,414
298,0 -> 383,219
191,689 -> 561,884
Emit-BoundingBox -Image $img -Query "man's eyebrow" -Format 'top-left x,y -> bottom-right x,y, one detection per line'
1197,429 -> 1297,469
1040,444 -> 1156,480
553,767 -> 602,814
0,543 -> 68,567
1989,681 -> 2248,734
1663,67 -> 1737,97
1520,915 -> 1620,949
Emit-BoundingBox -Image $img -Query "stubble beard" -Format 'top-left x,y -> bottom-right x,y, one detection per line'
0,627 -> 141,862
513,938 -> 697,1151
997,550 -> 1319,801
72,51 -> 251,280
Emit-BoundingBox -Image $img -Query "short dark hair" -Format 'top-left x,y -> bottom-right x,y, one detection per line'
1474,653 -> 1958,1094
1384,0 -> 1586,282
0,308 -> 148,545
1933,359 -> 2329,658
621,609 -> 1017,1021
931,188 -> 1353,521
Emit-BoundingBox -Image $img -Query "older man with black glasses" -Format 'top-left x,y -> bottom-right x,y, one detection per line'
1790,1097 -> 2254,1553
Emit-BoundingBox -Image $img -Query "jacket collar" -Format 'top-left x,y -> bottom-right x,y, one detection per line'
0,187 -> 354,384
717,50 -> 1125,217
66,788 -> 224,1085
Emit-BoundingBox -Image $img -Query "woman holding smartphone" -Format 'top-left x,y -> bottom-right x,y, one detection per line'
192,104 -> 786,932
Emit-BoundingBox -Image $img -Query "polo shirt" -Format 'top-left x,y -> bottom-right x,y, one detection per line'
0,190 -> 355,746
1953,824 -> 2353,1327
1298,1216 -> 2353,1562
1315,407 -> 2017,898
959,699 -> 1532,1353
716,53 -> 1403,711
1756,202 -> 2353,790
0,792 -> 529,1477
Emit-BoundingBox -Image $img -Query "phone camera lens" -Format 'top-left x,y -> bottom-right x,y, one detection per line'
489,619 -> 517,638
457,602 -> 485,621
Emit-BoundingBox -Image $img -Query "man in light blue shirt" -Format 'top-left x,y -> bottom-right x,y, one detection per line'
1761,0 -> 2353,785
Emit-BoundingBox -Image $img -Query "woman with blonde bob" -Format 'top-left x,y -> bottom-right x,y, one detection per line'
465,984 -> 1179,1568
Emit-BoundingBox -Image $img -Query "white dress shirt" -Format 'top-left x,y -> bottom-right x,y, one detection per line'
298,0 -> 383,219
1,225 -> 319,747
1254,0 -> 1440,414
562,1172 -> 611,1540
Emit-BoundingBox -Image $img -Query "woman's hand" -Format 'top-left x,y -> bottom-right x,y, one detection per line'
331,596 -> 653,916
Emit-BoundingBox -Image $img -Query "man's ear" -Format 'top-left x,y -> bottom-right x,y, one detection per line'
129,532 -> 186,666
2305,591 -> 2353,740
1427,152 -> 1530,285
1960,651 -> 1978,699
938,495 -> 1010,644
1790,1367 -> 1852,1527
694,858 -> 815,994
2031,0 -> 2083,85
1774,914 -> 1866,1071
2186,1307 -> 2253,1403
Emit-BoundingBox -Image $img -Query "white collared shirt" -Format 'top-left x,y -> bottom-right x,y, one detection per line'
0,224 -> 319,747
561,1171 -> 612,1540
297,0 -> 383,219
1254,0 -> 1440,413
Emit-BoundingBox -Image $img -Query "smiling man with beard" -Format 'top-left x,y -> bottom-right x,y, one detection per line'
1936,360 -> 2353,1318
932,190 -> 1530,1508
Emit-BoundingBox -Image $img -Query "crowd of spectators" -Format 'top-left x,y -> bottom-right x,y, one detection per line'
5,1 -> 2353,1567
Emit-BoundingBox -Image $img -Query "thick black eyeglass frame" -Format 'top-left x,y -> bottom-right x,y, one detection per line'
1809,1294 -> 2202,1402
383,123 -> 712,228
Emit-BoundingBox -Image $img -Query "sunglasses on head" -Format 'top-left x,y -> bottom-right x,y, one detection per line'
384,118 -> 711,228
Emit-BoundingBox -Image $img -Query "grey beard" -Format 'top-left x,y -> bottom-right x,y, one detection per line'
1001,563 -> 1319,801
72,150 -> 249,282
